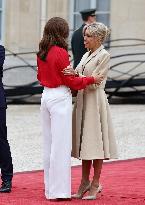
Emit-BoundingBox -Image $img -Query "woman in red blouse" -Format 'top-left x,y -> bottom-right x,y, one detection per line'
37,17 -> 103,200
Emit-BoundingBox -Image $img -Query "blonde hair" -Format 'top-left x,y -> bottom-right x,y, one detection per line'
83,22 -> 111,43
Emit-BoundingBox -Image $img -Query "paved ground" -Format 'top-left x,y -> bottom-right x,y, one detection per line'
6,104 -> 145,173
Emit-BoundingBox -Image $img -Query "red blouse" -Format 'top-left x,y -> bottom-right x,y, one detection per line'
37,46 -> 94,90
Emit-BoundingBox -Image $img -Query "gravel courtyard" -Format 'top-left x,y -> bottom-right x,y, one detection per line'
6,104 -> 145,172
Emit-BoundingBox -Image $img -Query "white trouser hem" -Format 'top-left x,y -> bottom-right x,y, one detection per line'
46,194 -> 71,199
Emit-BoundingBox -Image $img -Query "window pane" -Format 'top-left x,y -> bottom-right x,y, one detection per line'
96,14 -> 110,26
74,14 -> 83,30
97,0 -> 110,11
72,0 -> 110,32
74,0 -> 90,12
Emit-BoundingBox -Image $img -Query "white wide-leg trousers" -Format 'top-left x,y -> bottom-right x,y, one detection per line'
40,86 -> 72,199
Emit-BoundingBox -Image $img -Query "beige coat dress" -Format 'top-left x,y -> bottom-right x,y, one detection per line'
72,45 -> 118,160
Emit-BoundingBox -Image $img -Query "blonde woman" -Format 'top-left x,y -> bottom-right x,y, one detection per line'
63,22 -> 118,200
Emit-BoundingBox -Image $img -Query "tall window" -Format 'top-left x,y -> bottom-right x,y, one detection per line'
70,0 -> 110,31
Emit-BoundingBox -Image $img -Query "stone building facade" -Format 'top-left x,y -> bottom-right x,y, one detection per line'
0,0 -> 145,52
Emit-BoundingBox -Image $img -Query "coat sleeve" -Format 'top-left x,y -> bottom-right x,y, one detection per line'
0,45 -> 5,67
57,48 -> 94,90
92,52 -> 110,77
71,34 -> 75,57
88,52 -> 110,90
0,45 -> 5,78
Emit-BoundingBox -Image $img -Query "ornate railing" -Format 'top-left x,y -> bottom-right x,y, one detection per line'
105,38 -> 145,100
3,38 -> 145,103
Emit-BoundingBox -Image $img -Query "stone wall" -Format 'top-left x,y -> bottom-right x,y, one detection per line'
3,0 -> 145,51
110,0 -> 145,39
5,0 -> 41,52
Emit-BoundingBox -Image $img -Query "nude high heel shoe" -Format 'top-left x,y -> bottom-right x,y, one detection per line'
71,181 -> 91,199
82,184 -> 102,200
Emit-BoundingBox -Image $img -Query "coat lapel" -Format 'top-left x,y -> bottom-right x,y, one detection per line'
82,45 -> 104,68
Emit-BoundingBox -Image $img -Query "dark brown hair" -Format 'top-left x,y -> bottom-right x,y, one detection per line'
37,17 -> 69,61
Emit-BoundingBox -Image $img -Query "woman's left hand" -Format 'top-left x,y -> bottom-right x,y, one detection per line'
92,72 -> 104,85
62,65 -> 76,76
